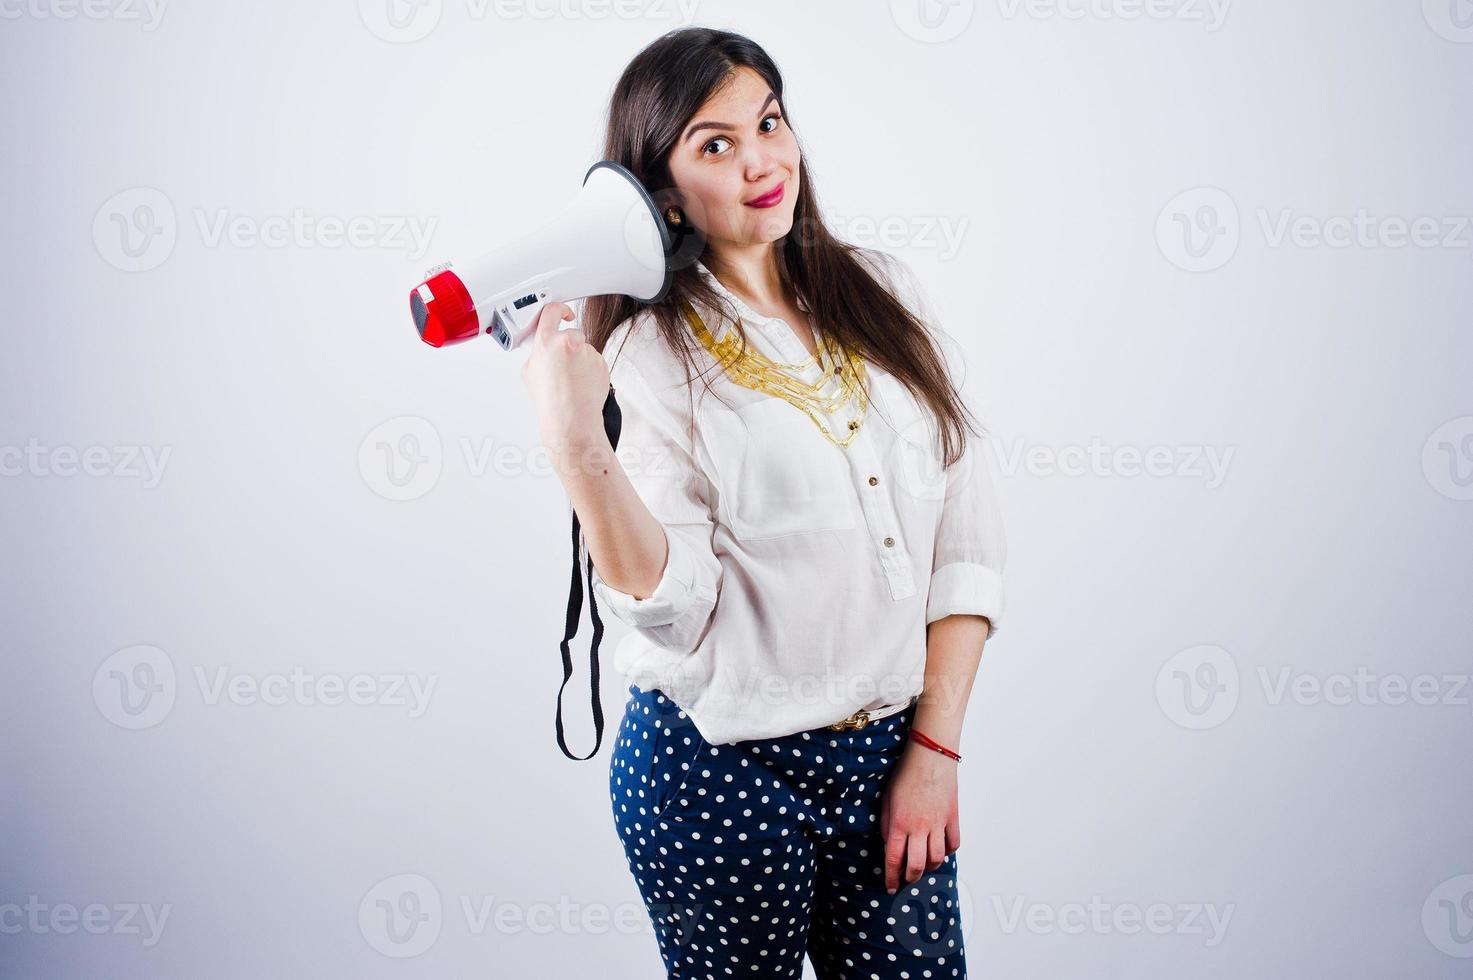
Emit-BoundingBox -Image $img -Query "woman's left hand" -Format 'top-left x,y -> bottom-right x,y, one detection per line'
879,744 -> 960,895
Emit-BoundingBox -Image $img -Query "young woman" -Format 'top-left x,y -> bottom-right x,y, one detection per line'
521,27 -> 1005,980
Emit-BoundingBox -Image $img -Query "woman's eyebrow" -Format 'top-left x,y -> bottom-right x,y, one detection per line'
683,92 -> 779,144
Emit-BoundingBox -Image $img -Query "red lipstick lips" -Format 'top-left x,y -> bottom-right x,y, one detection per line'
745,182 -> 785,208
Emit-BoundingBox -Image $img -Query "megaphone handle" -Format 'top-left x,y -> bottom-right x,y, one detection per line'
554,385 -> 623,760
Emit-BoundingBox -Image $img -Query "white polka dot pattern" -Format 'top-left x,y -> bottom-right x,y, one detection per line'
609,685 -> 967,978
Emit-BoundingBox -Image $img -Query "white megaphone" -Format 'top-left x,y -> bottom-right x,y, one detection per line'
409,160 -> 674,349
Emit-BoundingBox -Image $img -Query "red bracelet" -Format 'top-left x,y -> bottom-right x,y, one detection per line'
908,728 -> 961,762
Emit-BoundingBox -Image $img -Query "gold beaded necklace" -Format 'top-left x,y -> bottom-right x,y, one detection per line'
677,296 -> 871,449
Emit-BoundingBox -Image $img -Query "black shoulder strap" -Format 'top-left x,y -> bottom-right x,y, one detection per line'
554,385 -> 622,760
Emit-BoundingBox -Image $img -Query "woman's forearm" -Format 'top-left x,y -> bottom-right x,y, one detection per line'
548,431 -> 669,600
912,614 -> 991,749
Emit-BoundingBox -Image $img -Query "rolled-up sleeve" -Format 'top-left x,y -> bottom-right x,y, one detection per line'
588,338 -> 723,654
925,432 -> 1007,638
864,247 -> 1008,639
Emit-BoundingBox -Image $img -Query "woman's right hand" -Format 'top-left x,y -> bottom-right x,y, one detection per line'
520,301 -> 612,455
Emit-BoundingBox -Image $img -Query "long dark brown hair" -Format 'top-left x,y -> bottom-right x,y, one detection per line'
585,27 -> 983,466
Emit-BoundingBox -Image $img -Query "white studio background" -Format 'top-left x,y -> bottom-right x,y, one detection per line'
2,1 -> 1471,977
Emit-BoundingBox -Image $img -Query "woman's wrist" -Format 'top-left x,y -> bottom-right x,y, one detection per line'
910,698 -> 964,753
544,423 -> 615,477
900,738 -> 959,777
907,727 -> 962,763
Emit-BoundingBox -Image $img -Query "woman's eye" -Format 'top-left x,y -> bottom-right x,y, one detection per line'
702,115 -> 782,156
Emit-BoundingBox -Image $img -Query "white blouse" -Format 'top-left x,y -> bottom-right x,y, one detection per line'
588,247 -> 1007,745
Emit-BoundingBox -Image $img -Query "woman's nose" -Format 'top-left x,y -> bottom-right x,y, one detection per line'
743,146 -> 779,178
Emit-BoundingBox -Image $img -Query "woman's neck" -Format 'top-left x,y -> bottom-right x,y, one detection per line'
704,243 -> 789,315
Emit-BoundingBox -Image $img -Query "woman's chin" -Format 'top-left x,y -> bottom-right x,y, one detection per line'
746,211 -> 796,244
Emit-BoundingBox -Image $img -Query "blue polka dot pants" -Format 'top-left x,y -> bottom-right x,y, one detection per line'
609,685 -> 967,979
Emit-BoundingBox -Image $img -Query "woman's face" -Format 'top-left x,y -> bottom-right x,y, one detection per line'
665,66 -> 801,253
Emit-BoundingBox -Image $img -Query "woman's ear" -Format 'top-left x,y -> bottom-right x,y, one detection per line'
650,185 -> 707,271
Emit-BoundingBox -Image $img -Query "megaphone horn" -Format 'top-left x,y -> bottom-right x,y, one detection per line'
409,160 -> 675,350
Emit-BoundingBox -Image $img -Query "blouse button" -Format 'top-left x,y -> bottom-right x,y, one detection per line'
883,536 -> 895,548
867,475 -> 879,486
